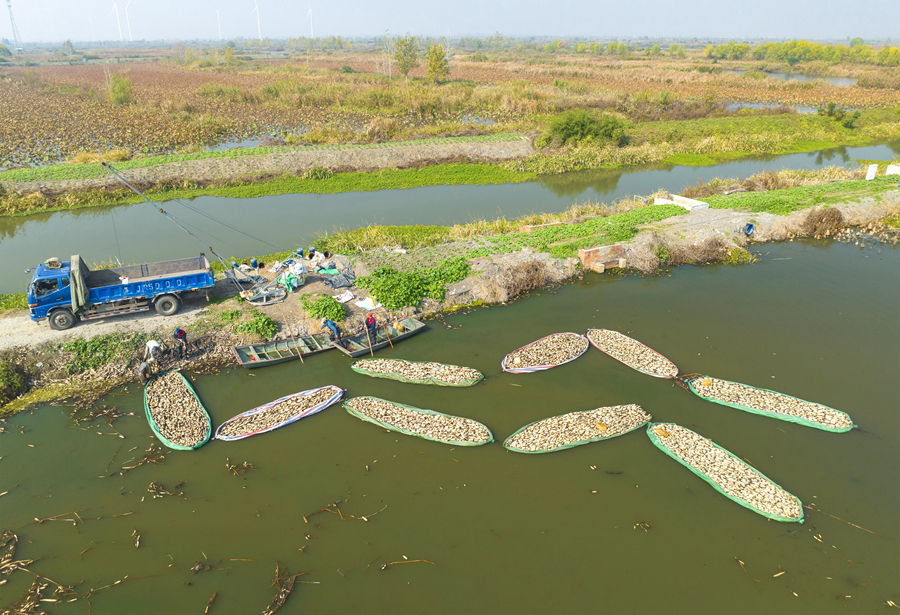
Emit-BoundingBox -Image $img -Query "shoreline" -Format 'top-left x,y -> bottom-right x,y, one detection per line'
2,184 -> 897,419
2,127 -> 898,218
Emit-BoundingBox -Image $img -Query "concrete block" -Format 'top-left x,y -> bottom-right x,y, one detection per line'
885,164 -> 900,176
578,244 -> 624,269
519,221 -> 565,233
865,164 -> 878,181
655,194 -> 709,211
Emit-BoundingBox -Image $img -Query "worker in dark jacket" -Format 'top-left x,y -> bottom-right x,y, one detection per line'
320,318 -> 344,347
173,327 -> 188,357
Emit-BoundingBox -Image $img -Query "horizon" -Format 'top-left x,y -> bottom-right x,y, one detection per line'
1,0 -> 895,47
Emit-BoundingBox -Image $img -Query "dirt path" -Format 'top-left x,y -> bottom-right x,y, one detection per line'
2,137 -> 534,193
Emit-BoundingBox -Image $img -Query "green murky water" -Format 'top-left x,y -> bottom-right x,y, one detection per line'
1,239 -> 898,613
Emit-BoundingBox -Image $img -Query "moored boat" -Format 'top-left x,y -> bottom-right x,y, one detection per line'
334,317 -> 426,357
232,333 -> 334,368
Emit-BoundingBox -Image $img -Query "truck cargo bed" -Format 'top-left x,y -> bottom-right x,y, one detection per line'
86,256 -> 209,288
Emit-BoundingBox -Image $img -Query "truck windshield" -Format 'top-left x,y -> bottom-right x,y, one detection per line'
33,278 -> 60,297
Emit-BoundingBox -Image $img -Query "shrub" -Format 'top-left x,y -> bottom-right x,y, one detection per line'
546,109 -> 626,147
304,166 -> 334,180
60,332 -> 148,374
0,361 -> 25,405
299,293 -> 347,321
108,74 -> 133,105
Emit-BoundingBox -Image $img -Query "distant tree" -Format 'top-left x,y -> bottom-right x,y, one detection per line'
108,74 -> 133,105
394,34 -> 419,83
669,43 -> 678,55
676,45 -> 686,59
849,37 -> 864,48
650,45 -> 661,56
0,44 -> 12,58
426,44 -> 449,84
184,47 -> 195,64
378,29 -> 395,78
575,42 -> 587,53
223,46 -> 236,66
59,40 -> 75,56
543,43 -> 554,53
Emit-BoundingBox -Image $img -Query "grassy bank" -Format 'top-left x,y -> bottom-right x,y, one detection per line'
0,162 -> 536,217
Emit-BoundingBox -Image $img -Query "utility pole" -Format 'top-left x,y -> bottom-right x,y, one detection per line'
6,0 -> 24,53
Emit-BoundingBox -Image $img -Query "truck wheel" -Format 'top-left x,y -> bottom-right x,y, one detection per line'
154,294 -> 181,316
49,309 -> 76,331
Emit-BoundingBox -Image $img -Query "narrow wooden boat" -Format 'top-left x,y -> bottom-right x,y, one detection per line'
143,371 -> 212,451
504,404 -> 651,453
215,385 -> 344,441
232,333 -> 334,368
334,317 -> 426,358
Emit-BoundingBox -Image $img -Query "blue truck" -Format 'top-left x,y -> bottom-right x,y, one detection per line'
28,254 -> 216,330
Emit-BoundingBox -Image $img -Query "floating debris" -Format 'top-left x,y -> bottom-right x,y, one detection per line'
684,376 -> 853,432
144,372 -> 211,450
262,562 -> 307,615
647,422 -> 803,522
215,386 -> 343,441
587,329 -> 678,378
502,332 -> 589,373
225,458 -> 257,477
1,578 -> 49,614
118,443 -> 166,476
147,482 -> 184,499
344,397 -> 493,446
504,405 -> 651,453
351,359 -> 483,386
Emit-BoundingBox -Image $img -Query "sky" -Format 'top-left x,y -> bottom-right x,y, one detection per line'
2,0 -> 895,45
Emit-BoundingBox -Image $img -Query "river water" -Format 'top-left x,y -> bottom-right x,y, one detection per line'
1,238 -> 897,614
2,142 -> 898,294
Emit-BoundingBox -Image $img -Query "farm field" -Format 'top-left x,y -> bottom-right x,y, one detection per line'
1,41 -> 898,171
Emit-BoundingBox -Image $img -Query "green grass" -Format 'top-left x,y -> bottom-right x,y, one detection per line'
59,332 -> 148,374
1,163 -> 536,218
0,293 -> 27,311
705,175 -> 900,215
661,153 -> 718,166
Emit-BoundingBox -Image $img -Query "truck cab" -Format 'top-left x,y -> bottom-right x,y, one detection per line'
28,263 -> 75,327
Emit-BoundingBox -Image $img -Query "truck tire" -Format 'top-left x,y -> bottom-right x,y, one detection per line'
49,309 -> 77,331
154,294 -> 181,317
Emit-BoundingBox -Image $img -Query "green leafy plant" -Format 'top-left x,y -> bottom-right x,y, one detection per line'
219,309 -> 242,324
59,332 -> 148,374
357,267 -> 426,310
234,310 -> 278,338
304,166 -> 334,180
299,293 -> 347,321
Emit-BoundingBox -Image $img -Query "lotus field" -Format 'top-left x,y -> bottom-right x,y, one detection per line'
1,46 -> 898,167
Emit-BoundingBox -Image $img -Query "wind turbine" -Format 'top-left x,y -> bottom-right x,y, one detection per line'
124,1 -> 132,42
216,10 -> 222,40
111,3 -> 123,42
249,1 -> 260,41
306,5 -> 313,39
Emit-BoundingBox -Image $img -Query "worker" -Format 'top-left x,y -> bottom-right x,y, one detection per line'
143,339 -> 161,362
173,327 -> 188,355
138,361 -> 153,385
365,312 -> 377,346
320,318 -> 344,347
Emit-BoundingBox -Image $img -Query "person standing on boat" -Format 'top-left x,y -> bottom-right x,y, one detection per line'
365,312 -> 377,347
320,318 -> 344,347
